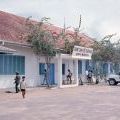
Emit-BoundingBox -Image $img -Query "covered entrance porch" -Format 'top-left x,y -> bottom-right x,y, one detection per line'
56,46 -> 93,88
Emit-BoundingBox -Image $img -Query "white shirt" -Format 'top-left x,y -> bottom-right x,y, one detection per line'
20,80 -> 26,89
85,70 -> 88,76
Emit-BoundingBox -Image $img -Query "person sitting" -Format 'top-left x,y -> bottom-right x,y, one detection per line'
67,69 -> 72,84
87,70 -> 92,84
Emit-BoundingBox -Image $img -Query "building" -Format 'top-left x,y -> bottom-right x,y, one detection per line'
0,11 -> 94,88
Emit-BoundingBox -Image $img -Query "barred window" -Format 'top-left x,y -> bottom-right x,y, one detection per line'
86,60 -> 89,70
39,63 -> 45,75
78,60 -> 82,74
0,54 -> 25,75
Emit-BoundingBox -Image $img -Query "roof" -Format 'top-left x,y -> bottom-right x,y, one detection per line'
0,11 -> 94,48
0,11 -> 27,44
0,45 -> 16,53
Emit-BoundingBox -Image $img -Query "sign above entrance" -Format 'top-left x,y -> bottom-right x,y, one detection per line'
72,46 -> 93,59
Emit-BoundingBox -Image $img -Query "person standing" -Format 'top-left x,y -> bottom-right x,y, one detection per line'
42,69 -> 49,87
42,69 -> 47,85
14,72 -> 20,93
85,70 -> 89,82
20,76 -> 26,99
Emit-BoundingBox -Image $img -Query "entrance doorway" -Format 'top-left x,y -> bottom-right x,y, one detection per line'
49,64 -> 55,85
39,63 -> 55,85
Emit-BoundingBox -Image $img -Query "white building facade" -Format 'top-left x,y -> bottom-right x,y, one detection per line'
0,11 -> 116,89
0,42 -> 93,88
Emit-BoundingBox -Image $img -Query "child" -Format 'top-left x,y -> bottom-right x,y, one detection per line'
20,76 -> 26,99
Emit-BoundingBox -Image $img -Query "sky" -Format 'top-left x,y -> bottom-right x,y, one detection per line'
0,0 -> 120,41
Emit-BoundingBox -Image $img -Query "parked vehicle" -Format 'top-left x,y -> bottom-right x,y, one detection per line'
107,74 -> 120,85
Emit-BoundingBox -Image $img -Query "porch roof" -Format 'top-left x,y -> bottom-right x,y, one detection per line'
57,54 -> 92,60
0,45 -> 16,53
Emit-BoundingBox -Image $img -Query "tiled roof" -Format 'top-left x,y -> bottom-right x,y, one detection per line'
0,11 -> 27,44
0,11 -> 93,48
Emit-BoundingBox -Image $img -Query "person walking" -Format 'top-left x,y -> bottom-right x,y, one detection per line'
14,72 -> 20,93
20,76 -> 26,99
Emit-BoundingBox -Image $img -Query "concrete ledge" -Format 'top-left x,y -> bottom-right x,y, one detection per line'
59,84 -> 78,88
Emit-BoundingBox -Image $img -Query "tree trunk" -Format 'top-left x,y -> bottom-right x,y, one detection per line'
45,56 -> 51,88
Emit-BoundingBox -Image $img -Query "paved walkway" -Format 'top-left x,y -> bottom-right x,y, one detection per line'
0,85 -> 120,120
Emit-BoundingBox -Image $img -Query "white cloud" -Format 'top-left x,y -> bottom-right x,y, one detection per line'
0,0 -> 120,41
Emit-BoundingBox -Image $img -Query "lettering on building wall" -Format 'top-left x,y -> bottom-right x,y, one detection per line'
72,46 -> 93,59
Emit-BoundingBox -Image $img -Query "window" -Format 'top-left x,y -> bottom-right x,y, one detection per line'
0,54 -> 25,75
39,63 -> 45,75
103,63 -> 108,74
86,60 -> 89,70
62,64 -> 65,75
78,60 -> 82,74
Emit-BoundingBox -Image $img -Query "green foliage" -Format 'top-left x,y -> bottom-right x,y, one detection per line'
92,35 -> 120,63
30,34 -> 56,57
64,38 -> 74,54
24,17 -> 57,87
61,31 -> 83,54
60,15 -> 83,54
92,40 -> 113,62
26,17 -> 56,58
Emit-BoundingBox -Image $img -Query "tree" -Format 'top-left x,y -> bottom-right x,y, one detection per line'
60,15 -> 83,54
92,34 -> 120,63
25,17 -> 57,87
92,34 -> 120,76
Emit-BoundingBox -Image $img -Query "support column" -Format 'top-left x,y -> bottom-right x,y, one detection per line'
82,60 -> 86,75
108,62 -> 111,74
74,59 -> 79,86
82,60 -> 86,82
57,54 -> 62,88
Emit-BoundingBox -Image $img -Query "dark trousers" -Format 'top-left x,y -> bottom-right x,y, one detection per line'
43,77 -> 49,87
67,76 -> 72,84
43,77 -> 47,85
87,77 -> 92,83
15,83 -> 19,93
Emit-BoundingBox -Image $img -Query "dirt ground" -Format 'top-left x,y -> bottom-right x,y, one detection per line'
0,84 -> 120,120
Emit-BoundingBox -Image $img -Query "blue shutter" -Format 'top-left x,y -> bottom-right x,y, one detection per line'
8,55 -> 12,75
78,60 -> 82,74
62,64 -> 65,75
0,54 -> 25,75
114,63 -> 119,74
13,55 -> 17,74
110,63 -> 113,73
20,56 -> 25,75
103,63 -> 108,75
39,63 -> 45,75
92,61 -> 96,74
0,55 -> 3,75
86,60 -> 89,70
4,55 -> 8,75
16,56 -> 21,74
